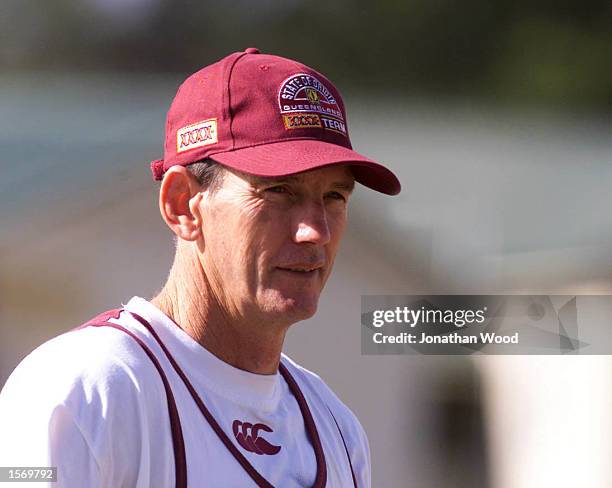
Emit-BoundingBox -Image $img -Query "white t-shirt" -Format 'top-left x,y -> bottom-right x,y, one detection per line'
0,297 -> 370,487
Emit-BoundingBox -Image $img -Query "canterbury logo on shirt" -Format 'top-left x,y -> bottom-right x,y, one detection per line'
232,420 -> 281,455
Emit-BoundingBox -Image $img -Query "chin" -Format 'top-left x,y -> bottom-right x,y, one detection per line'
261,290 -> 320,324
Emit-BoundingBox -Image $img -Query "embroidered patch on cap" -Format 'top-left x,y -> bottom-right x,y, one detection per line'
278,74 -> 347,136
177,119 -> 218,153
283,113 -> 322,130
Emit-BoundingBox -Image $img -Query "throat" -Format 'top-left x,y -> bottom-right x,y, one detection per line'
151,292 -> 286,375
193,320 -> 287,375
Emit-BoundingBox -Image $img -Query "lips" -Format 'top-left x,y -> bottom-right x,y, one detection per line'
278,267 -> 320,273
276,263 -> 324,273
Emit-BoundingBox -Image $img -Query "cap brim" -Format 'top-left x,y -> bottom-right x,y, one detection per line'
208,139 -> 401,195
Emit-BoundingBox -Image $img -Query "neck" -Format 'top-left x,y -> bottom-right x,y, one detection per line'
151,243 -> 287,375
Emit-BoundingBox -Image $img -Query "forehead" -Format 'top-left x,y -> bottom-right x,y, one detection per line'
235,165 -> 355,188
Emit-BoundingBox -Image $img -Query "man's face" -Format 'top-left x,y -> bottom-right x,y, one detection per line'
198,165 -> 354,327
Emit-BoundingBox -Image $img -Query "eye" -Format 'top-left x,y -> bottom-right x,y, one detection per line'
325,191 -> 347,202
265,185 -> 289,194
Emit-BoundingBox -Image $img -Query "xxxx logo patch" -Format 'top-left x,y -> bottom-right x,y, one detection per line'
283,113 -> 322,130
278,73 -> 347,136
176,119 -> 218,153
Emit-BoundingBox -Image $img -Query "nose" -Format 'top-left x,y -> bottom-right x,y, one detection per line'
293,202 -> 331,246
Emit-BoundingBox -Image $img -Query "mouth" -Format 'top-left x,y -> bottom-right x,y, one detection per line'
276,264 -> 324,277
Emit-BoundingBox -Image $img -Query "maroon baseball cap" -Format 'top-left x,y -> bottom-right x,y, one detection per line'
150,48 -> 401,195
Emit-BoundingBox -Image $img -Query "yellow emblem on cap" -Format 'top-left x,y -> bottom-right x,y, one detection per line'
306,88 -> 320,103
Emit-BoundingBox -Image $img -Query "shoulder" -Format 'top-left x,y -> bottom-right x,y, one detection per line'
0,319 -> 167,457
281,353 -> 358,419
281,354 -> 372,485
2,321 -> 163,406
280,353 -> 369,446
0,317 -> 171,484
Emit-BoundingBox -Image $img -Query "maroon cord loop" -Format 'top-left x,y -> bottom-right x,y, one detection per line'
75,309 -> 358,487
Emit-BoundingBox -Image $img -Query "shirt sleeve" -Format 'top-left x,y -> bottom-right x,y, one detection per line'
0,328 -> 171,488
0,374 -> 101,488
48,405 -> 103,488
348,413 -> 372,488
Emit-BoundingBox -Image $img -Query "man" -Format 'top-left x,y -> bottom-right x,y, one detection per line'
0,48 -> 400,487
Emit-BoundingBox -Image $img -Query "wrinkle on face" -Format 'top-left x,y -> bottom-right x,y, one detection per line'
195,165 -> 355,328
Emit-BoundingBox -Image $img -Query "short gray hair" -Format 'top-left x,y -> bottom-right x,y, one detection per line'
186,159 -> 226,193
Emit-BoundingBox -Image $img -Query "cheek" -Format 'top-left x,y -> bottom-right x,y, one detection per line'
251,212 -> 291,271
208,203 -> 282,274
328,207 -> 348,246
202,206 -> 246,269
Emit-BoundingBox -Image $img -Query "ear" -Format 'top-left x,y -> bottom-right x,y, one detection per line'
158,165 -> 203,241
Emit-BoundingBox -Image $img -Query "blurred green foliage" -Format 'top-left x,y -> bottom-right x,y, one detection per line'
1,0 -> 610,109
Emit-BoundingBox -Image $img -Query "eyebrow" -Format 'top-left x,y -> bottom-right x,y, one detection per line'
331,180 -> 355,193
250,175 -> 355,193
250,175 -> 300,185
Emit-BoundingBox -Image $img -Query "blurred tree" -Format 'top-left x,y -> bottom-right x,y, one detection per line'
0,0 -> 609,109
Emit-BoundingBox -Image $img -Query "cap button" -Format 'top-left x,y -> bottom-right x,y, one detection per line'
244,47 -> 260,54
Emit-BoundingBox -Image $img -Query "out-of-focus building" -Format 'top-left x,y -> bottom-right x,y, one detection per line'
2,1 -> 611,485
2,73 -> 611,486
